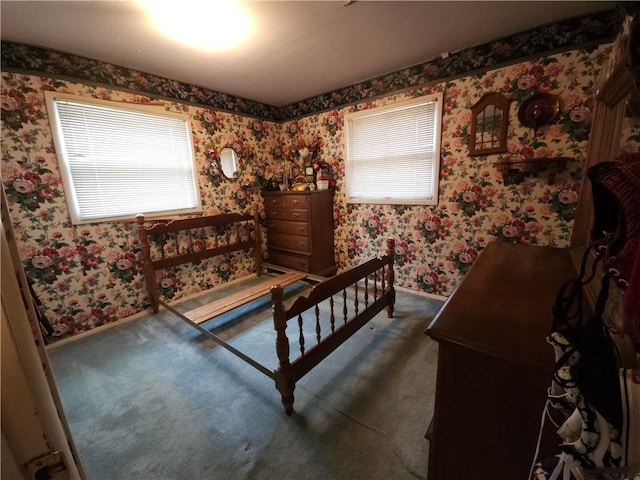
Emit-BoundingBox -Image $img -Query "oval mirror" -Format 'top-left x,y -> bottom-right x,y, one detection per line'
219,147 -> 241,181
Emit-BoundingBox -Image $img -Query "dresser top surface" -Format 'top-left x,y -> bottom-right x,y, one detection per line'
262,189 -> 332,196
425,241 -> 578,371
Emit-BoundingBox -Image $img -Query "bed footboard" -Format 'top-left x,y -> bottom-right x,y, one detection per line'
271,239 -> 395,415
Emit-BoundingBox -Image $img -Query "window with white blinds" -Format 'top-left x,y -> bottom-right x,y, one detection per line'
345,93 -> 443,205
45,92 -> 201,224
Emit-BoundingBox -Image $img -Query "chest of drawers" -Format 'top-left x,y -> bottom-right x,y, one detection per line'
424,242 -> 578,479
262,190 -> 336,276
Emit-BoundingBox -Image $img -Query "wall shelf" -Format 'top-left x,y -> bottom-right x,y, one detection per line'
494,156 -> 570,185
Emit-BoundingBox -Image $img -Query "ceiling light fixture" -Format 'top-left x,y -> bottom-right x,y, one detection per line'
137,0 -> 254,51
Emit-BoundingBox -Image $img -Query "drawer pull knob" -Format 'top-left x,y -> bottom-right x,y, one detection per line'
292,213 -> 299,218
293,200 -> 299,204
298,241 -> 305,247
297,227 -> 304,232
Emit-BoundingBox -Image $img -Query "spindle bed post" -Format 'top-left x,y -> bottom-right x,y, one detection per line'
271,284 -> 295,415
136,213 -> 160,313
254,208 -> 262,276
385,238 -> 396,318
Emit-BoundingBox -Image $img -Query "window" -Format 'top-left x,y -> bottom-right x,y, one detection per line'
45,92 -> 201,224
345,93 -> 443,205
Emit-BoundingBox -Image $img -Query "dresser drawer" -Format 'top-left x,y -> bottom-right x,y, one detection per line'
269,234 -> 310,253
283,195 -> 308,209
264,196 -> 285,209
268,251 -> 310,272
265,208 -> 308,221
264,194 -> 308,210
286,209 -> 308,221
267,220 -> 309,236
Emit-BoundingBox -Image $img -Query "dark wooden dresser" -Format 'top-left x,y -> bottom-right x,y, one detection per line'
262,190 -> 336,276
424,241 -> 579,480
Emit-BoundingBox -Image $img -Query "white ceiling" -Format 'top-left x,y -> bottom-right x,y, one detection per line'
1,1 -> 615,107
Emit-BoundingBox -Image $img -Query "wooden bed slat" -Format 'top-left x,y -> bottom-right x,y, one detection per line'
184,272 -> 306,324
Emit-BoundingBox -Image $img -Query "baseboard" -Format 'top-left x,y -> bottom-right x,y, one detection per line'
395,284 -> 447,302
46,272 -> 262,350
46,274 -> 445,350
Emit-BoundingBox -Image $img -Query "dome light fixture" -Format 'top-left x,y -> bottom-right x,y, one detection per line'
138,0 -> 254,51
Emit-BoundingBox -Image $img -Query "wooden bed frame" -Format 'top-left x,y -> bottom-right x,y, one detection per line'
136,212 -> 396,414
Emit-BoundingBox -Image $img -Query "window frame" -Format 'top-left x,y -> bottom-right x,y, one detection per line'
344,92 -> 443,205
44,91 -> 202,225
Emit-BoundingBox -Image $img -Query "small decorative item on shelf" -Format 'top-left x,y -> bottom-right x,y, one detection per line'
317,179 -> 330,190
290,175 -> 311,191
304,165 -> 315,183
494,155 -> 570,185
313,159 -> 335,190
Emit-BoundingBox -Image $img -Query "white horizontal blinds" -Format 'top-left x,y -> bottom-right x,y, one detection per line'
53,99 -> 199,222
348,100 -> 438,200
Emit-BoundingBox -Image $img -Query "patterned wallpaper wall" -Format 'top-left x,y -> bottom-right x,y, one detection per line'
2,75 -> 280,337
303,46 -> 620,294
3,41 -> 636,340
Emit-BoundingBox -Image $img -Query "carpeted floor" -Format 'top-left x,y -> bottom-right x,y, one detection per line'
47,277 -> 443,480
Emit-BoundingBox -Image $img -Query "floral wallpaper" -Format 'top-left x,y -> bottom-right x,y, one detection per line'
2,39 -> 634,341
2,76 -> 280,338
301,47 -> 618,296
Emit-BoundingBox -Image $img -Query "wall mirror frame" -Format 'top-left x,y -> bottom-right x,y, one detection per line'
218,147 -> 241,181
469,92 -> 510,156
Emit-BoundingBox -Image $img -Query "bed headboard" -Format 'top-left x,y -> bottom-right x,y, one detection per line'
136,210 -> 261,312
